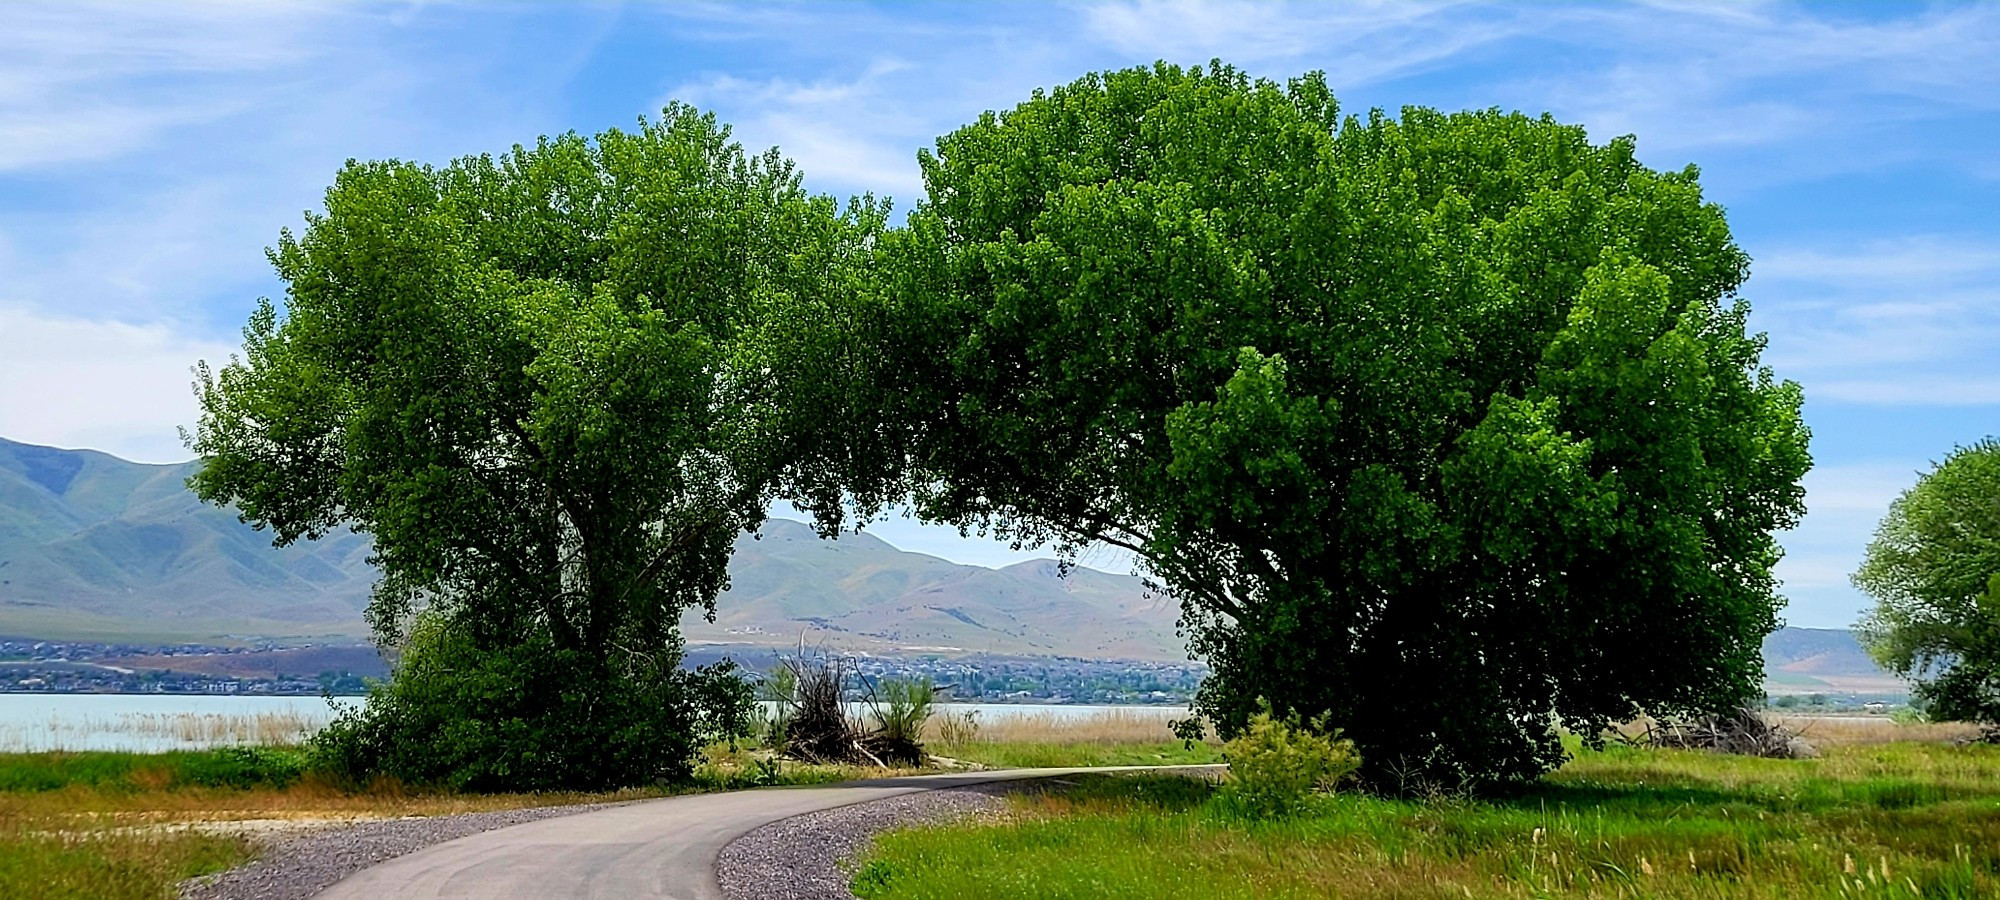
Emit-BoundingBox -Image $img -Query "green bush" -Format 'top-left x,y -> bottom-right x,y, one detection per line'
1221,702 -> 1359,817
310,617 -> 754,792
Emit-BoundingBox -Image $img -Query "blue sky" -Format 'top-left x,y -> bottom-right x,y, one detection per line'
1,1 -> 1994,628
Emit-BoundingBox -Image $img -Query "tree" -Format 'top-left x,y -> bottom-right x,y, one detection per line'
188,105 -> 869,790
862,62 -> 1811,789
1856,439 -> 2000,725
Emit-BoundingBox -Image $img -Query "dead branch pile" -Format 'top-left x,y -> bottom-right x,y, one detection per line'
764,648 -> 930,767
1624,705 -> 1818,759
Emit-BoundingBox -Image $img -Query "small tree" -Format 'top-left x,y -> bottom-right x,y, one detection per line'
1856,439 -> 2000,725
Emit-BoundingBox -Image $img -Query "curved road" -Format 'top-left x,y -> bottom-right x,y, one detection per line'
312,765 -> 1218,899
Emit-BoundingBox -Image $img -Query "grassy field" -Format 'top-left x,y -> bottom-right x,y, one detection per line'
8,707 -> 1967,899
852,731 -> 2000,899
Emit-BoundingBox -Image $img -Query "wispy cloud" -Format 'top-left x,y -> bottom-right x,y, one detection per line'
1488,3 -> 2000,175
667,60 -> 933,198
1775,462 -> 1925,625
0,1 -> 347,171
1081,0 -> 1505,82
1750,235 -> 2000,406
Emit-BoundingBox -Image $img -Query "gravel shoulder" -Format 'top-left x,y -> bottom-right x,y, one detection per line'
717,780 -> 1049,900
179,799 -> 639,900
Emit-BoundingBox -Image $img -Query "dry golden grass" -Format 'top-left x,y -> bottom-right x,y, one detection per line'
1770,714 -> 1980,745
1608,713 -> 1981,748
924,708 -> 1222,769
929,707 -> 1194,745
0,779 -> 670,825
0,710 -> 325,753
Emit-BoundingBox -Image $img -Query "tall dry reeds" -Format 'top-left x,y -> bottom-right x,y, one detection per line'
0,709 -> 324,752
929,707 -> 1195,746
1768,715 -> 1981,746
1609,713 -> 1981,750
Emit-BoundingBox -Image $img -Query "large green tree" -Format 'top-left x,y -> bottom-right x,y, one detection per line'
861,62 -> 1810,788
1856,439 -> 2000,725
188,106 -> 870,790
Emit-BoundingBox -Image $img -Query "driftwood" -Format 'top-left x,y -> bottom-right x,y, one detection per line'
1623,705 -> 1818,759
765,644 -> 928,767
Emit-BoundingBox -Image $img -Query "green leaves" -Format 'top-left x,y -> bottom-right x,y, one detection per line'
1856,440 -> 2000,723
193,60 -> 1818,792
189,105 -> 856,790
871,61 -> 1812,789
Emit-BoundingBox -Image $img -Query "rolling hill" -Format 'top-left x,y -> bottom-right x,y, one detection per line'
0,438 -> 1904,688
0,438 -> 375,640
0,437 -> 1181,656
682,520 -> 1181,659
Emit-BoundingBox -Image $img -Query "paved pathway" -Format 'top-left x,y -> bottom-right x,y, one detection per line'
312,765 -> 1219,899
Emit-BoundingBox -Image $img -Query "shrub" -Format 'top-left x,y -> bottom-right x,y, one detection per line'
310,617 -> 754,792
873,678 -> 935,746
1221,702 -> 1359,817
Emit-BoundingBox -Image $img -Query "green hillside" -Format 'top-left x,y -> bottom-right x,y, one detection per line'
0,438 -> 1185,656
0,438 -> 376,641
682,520 -> 1183,659
0,439 -> 1908,685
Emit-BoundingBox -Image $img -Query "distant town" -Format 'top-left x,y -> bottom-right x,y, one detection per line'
0,636 -> 1208,704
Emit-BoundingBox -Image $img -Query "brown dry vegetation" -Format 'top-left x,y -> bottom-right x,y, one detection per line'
0,710 -> 327,754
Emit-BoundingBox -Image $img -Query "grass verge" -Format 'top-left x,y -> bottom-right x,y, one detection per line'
852,740 -> 2000,899
0,744 -> 896,900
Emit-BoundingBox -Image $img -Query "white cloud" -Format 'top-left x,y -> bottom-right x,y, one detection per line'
1800,463 -> 1919,516
1773,461 -> 1927,626
1756,237 -> 2000,285
0,306 -> 234,463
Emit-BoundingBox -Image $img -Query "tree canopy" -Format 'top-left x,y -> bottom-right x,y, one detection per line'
188,105 -> 870,789
857,62 -> 1811,788
191,62 -> 1815,792
1856,439 -> 2000,724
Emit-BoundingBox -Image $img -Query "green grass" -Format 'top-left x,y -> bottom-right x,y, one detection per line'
0,748 -> 311,794
0,826 -> 250,900
852,741 -> 2000,899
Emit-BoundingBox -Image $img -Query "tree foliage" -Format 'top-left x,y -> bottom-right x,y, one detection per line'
189,106 -> 866,789
859,62 -> 1810,788
1856,439 -> 2000,724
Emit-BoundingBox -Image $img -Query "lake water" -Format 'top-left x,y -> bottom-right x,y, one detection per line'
0,693 -> 1184,752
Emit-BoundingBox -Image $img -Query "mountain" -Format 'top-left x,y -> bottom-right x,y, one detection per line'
1761,625 -> 1906,695
0,438 -> 1183,657
0,438 -> 376,640
0,438 -> 1909,686
682,520 -> 1182,659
